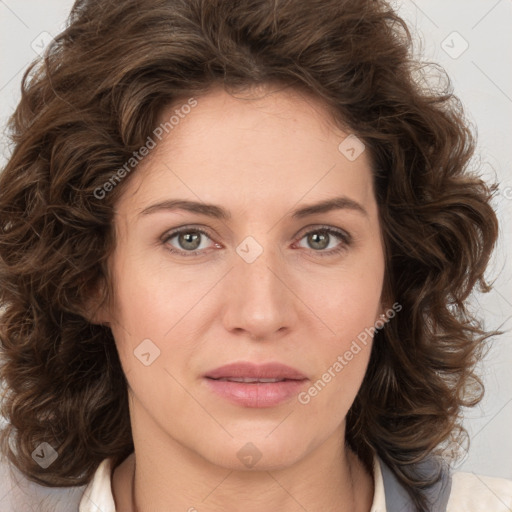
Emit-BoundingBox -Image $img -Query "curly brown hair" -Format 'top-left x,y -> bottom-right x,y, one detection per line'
0,0 -> 500,510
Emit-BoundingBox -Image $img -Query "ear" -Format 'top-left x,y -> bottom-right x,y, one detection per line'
375,272 -> 397,326
376,299 -> 393,320
81,276 -> 112,327
376,300 -> 403,329
375,310 -> 388,323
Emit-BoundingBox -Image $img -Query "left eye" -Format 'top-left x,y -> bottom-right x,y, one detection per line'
295,228 -> 350,254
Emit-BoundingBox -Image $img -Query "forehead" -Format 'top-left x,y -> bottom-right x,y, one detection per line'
160,83 -> 350,150
116,84 -> 377,220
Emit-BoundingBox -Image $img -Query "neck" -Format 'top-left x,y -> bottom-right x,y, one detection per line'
114,440 -> 373,512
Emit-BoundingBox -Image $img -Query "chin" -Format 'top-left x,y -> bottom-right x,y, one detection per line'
199,435 -> 307,472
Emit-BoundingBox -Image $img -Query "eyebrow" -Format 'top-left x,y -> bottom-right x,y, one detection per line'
139,196 -> 368,220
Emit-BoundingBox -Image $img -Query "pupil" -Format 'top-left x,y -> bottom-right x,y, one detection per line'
180,232 -> 200,250
310,231 -> 328,250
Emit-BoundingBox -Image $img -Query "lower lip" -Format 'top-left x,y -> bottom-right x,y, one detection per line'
204,378 -> 308,408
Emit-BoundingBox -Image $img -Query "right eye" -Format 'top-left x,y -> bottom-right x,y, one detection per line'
162,226 -> 221,257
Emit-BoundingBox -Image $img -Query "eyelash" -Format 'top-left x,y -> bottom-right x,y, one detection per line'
162,225 -> 352,258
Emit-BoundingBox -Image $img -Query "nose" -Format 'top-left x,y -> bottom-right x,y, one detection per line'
221,240 -> 298,341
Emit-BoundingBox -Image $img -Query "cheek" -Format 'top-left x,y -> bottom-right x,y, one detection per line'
108,248 -> 216,386
311,263 -> 384,340
110,245 -> 203,336
108,262 -> 197,410
297,272 -> 380,418
299,252 -> 384,402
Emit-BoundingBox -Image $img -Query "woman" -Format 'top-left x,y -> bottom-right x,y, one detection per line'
0,0 -> 511,511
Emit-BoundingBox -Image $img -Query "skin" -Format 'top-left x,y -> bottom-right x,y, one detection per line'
95,83 -> 386,512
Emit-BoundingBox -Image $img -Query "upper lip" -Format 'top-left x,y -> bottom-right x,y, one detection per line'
204,362 -> 307,380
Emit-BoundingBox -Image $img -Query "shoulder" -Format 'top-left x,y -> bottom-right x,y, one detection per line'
0,455 -> 85,512
447,471 -> 512,512
375,454 -> 512,512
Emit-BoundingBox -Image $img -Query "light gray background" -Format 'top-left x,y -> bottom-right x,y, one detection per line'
0,0 -> 511,509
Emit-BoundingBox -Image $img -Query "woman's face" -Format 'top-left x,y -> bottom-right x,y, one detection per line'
103,84 -> 386,471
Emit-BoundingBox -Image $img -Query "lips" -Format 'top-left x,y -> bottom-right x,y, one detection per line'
203,362 -> 308,407
204,362 -> 307,381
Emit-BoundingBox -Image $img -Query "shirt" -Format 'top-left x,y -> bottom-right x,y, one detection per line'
78,455 -> 512,512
